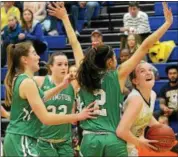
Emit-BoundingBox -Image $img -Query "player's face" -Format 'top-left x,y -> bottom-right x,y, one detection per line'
127,35 -> 136,48
168,69 -> 178,83
134,63 -> 155,89
21,46 -> 40,72
69,66 -> 77,79
50,55 -> 68,79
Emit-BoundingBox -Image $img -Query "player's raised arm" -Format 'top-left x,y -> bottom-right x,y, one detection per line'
118,2 -> 173,85
47,2 -> 84,68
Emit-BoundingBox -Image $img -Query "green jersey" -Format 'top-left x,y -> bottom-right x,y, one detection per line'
39,75 -> 75,140
79,70 -> 124,133
6,74 -> 44,138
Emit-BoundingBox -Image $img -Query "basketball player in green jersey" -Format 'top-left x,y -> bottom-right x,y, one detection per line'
34,3 -> 88,156
3,41 -> 96,157
76,2 -> 173,157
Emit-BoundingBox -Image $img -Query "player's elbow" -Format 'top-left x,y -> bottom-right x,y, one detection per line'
116,127 -> 126,139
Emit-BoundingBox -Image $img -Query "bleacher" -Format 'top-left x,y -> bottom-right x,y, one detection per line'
1,2 -> 178,137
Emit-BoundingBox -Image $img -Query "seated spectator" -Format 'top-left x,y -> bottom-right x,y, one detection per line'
120,2 -> 151,35
69,65 -> 78,80
126,34 -> 147,61
84,29 -> 104,54
1,15 -> 22,67
1,1 -> 21,31
19,9 -> 47,56
84,2 -> 100,28
71,2 -> 100,35
158,115 -> 169,125
158,65 -> 178,124
23,2 -> 47,22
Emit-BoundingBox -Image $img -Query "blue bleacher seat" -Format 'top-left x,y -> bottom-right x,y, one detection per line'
1,85 -> 5,100
44,36 -> 66,49
160,30 -> 178,44
153,63 -> 177,79
154,99 -> 160,111
149,16 -> 178,31
1,68 -> 7,82
169,46 -> 178,62
155,2 -> 178,16
114,48 -> 120,58
153,80 -> 169,94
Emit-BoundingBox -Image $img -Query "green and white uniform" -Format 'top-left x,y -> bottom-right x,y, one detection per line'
3,74 -> 44,157
37,75 -> 75,157
78,70 -> 128,157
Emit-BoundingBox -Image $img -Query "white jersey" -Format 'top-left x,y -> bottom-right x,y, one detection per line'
123,88 -> 156,156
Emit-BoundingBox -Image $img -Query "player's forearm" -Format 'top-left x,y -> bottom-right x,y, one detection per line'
62,16 -> 78,46
117,129 -> 139,147
62,16 -> 84,67
44,113 -> 79,125
43,84 -> 65,102
140,22 -> 171,51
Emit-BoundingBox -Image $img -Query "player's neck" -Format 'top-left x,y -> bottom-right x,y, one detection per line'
51,74 -> 63,85
23,69 -> 34,78
136,87 -> 151,103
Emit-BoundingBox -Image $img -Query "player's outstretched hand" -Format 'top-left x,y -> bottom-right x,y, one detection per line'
47,2 -> 67,20
162,2 -> 173,26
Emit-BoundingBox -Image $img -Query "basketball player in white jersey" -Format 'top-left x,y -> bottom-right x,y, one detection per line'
116,61 -> 161,156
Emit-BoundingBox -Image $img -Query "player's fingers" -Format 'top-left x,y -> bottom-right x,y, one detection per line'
147,144 -> 158,151
148,140 -> 159,143
87,115 -> 97,119
87,101 -> 96,109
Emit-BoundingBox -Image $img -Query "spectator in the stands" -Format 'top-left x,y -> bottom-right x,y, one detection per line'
84,29 -> 104,54
1,2 -> 21,31
158,115 -> 169,125
126,34 -> 141,55
19,9 -> 47,56
158,65 -> 178,124
14,1 -> 24,14
126,34 -> 147,61
1,15 -> 21,67
71,2 -> 100,36
120,2 -> 151,35
23,2 -> 47,23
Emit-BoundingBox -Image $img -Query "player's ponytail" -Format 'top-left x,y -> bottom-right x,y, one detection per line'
77,45 -> 114,93
4,41 -> 32,106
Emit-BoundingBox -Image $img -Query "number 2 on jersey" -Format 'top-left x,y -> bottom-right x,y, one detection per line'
94,89 -> 107,116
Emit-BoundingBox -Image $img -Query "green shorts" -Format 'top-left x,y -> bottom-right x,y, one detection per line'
37,139 -> 73,157
80,133 -> 128,157
3,133 -> 38,157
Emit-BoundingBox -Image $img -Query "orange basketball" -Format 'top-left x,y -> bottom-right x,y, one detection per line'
146,124 -> 176,152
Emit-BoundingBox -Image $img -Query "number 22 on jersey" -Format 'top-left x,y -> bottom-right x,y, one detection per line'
47,105 -> 67,114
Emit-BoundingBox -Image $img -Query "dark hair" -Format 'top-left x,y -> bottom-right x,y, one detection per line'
77,45 -> 114,93
129,2 -> 139,8
21,9 -> 33,31
165,65 -> 178,74
4,41 -> 33,106
47,51 -> 68,74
